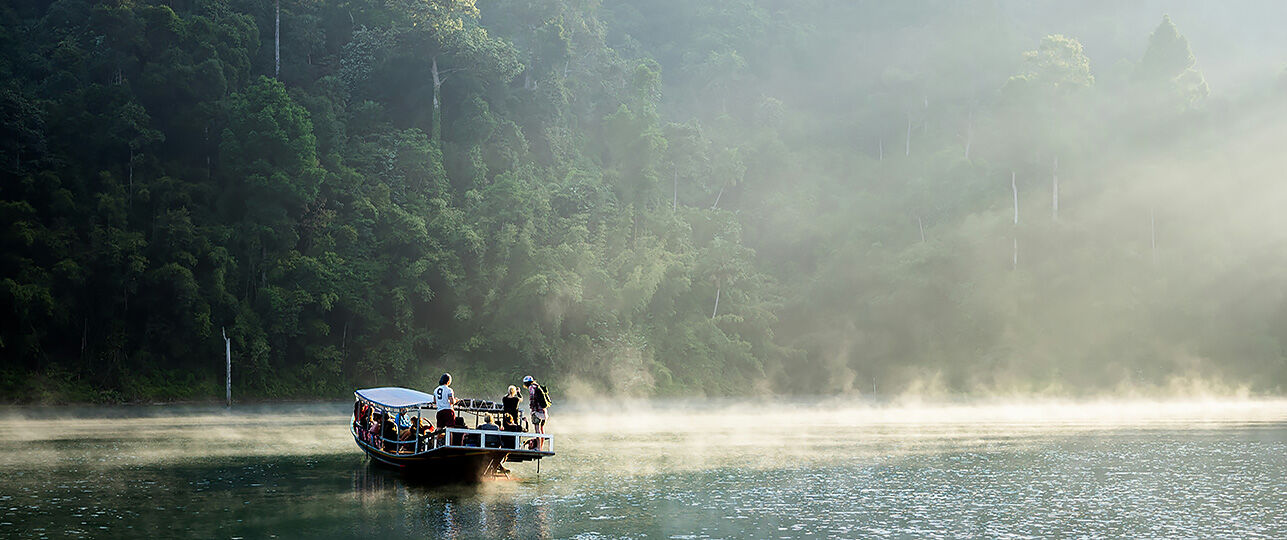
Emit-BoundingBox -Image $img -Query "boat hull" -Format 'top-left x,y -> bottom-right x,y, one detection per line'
361,444 -> 502,482
351,427 -> 552,482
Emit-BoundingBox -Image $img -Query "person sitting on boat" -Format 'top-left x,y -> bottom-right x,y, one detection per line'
366,410 -> 381,445
414,417 -> 434,449
523,375 -> 551,448
393,411 -> 412,445
502,385 -> 521,425
452,417 -> 470,446
434,373 -> 457,432
381,415 -> 397,452
478,413 -> 501,448
357,402 -> 375,443
396,419 -> 416,453
501,414 -> 521,448
354,402 -> 366,440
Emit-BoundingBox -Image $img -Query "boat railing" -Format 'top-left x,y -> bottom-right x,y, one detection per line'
351,415 -> 427,454
438,428 -> 554,454
352,419 -> 553,456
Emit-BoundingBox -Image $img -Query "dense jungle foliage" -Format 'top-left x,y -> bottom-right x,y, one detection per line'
4,0 -> 1287,402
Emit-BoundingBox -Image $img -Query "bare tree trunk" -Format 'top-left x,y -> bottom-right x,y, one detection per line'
524,53 -> 534,89
878,138 -> 883,161
711,179 -> 727,209
711,280 -> 721,319
1052,156 -> 1059,221
1011,171 -> 1019,225
1012,171 -> 1019,270
431,56 -> 442,142
917,214 -> 925,243
672,168 -> 678,212
274,0 -> 280,79
80,317 -> 88,360
223,327 -> 232,408
905,112 -> 912,157
963,110 -> 973,161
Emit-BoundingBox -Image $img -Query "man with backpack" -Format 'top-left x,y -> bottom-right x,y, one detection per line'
522,375 -> 552,448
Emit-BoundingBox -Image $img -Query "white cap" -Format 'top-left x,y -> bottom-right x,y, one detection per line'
522,375 -> 534,384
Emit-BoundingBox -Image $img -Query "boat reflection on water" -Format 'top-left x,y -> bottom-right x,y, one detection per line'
351,462 -> 402,503
441,489 -> 552,539
350,461 -> 552,538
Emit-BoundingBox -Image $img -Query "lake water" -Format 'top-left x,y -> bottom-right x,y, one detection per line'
0,399 -> 1284,539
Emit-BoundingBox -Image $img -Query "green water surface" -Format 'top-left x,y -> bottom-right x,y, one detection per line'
1,403 -> 1283,539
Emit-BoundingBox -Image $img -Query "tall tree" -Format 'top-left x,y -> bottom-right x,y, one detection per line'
393,0 -> 520,143
1135,15 -> 1208,106
218,76 -> 325,301
1002,34 -> 1093,99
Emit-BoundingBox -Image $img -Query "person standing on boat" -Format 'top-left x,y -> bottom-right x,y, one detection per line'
434,373 -> 457,432
502,385 -> 521,427
523,375 -> 551,440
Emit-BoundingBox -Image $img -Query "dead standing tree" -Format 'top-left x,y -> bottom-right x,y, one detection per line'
275,0 -> 280,78
905,111 -> 912,157
222,327 -> 232,408
1012,171 -> 1019,270
430,56 -> 464,142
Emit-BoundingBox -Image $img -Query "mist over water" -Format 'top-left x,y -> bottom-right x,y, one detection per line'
1,399 -> 1283,538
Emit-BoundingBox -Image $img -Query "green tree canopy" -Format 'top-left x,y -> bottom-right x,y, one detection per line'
1135,15 -> 1208,105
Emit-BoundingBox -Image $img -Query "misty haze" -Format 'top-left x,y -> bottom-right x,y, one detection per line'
2,0 -> 1286,538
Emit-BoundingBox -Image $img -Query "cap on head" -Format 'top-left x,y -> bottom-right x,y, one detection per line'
522,375 -> 534,385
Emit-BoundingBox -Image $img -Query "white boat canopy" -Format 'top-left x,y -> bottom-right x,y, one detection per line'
355,387 -> 435,409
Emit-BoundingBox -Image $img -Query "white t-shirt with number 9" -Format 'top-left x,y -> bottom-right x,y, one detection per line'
434,385 -> 453,410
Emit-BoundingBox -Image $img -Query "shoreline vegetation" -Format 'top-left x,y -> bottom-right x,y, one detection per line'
3,393 -> 1284,415
5,2 -> 1287,404
1,366 -> 1274,407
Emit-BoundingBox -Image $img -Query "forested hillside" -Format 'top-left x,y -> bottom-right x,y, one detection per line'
4,0 -> 1287,402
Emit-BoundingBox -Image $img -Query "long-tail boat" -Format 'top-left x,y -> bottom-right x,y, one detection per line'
351,387 -> 554,481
